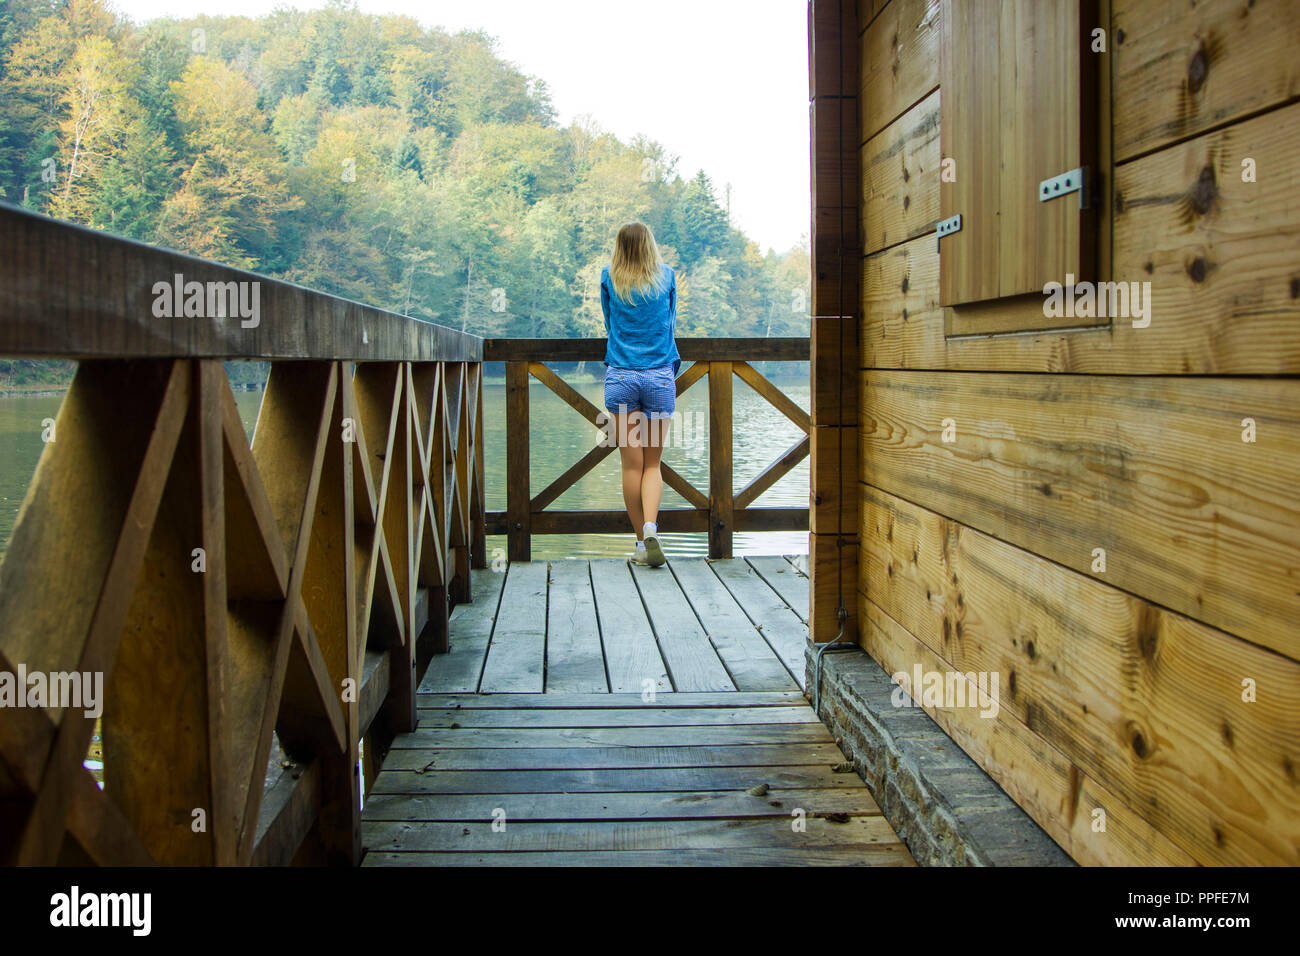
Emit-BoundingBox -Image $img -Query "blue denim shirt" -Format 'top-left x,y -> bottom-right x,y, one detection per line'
600,264 -> 681,376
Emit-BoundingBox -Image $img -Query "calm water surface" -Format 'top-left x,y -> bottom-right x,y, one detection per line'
0,375 -> 810,561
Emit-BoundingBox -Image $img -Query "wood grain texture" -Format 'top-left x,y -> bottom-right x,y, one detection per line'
362,786 -> 863,821
414,706 -> 821,729
0,339 -> 483,863
482,337 -> 809,362
810,530 -> 857,645
861,369 -> 1300,657
0,206 -> 481,362
862,103 -> 1300,373
939,0 -> 1098,306
662,560 -> 800,692
747,555 -> 811,622
861,89 -> 941,255
630,562 -> 735,692
711,557 -> 811,680
0,362 -> 182,690
812,316 -> 859,427
811,95 -> 861,212
103,392 -> 215,864
478,560 -> 548,693
809,0 -> 861,100
544,559 -> 608,693
862,483 -> 1300,865
859,0 -> 942,142
1111,101 -> 1300,366
391,724 -> 833,750
364,815 -> 902,853
858,599 -> 1198,865
362,667 -> 911,864
810,423 -> 860,535
382,743 -> 846,771
1113,0 -> 1300,161
708,362 -> 735,558
418,691 -> 806,709
363,845 -> 914,866
938,0 -> 1001,304
368,764 -> 866,795
589,558 -> 672,694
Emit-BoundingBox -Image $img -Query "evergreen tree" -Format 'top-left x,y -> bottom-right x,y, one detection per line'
0,3 -> 810,356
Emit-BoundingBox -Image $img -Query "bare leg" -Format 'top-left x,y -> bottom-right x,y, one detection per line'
615,410 -> 646,537
640,415 -> 672,526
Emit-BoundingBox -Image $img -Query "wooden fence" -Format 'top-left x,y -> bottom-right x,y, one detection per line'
0,206 -> 484,865
483,338 -> 811,560
0,207 -> 816,865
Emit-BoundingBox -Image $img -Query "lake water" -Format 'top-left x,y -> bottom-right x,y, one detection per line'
0,374 -> 810,561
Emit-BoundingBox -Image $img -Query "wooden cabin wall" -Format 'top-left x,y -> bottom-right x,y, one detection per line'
851,0 -> 1300,865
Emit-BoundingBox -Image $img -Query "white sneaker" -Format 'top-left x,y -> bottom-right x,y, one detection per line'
629,548 -> 650,566
642,524 -> 666,567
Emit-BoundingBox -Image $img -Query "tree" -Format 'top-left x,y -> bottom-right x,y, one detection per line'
0,2 -> 810,353
677,256 -> 736,336
674,171 -> 729,266
49,36 -> 134,223
157,57 -> 298,267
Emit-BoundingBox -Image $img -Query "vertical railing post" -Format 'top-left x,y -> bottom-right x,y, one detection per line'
313,360 -> 361,866
452,361 -> 472,603
708,361 -> 734,558
505,360 -> 531,562
470,362 -> 487,569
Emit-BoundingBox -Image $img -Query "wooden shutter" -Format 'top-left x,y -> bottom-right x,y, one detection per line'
938,0 -> 1099,308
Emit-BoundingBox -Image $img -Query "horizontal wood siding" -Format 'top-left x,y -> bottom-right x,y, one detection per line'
854,0 -> 1300,865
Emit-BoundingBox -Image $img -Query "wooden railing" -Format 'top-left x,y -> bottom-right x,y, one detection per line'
0,206 -> 484,865
483,338 -> 811,560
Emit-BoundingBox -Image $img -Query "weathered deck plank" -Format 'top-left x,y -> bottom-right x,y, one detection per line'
390,723 -> 832,749
416,691 -> 807,709
630,561 -> 735,691
417,568 -> 503,693
363,845 -> 914,866
746,555 -> 810,622
415,705 -> 820,728
544,559 -> 608,693
362,554 -> 912,866
363,815 -> 902,852
361,787 -> 874,821
589,558 -> 671,693
668,559 -> 798,691
478,561 -> 548,693
382,742 -> 845,771
368,764 -> 867,795
708,558 -> 810,685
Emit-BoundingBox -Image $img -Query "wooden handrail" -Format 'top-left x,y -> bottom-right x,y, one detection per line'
484,336 -> 807,362
0,204 -> 481,363
495,346 -> 811,561
0,208 -> 485,866
0,206 -> 810,866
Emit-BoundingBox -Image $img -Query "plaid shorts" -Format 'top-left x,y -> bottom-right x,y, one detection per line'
603,364 -> 676,419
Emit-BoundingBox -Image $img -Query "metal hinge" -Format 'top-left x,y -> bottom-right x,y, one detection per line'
935,213 -> 962,252
1039,166 -> 1090,209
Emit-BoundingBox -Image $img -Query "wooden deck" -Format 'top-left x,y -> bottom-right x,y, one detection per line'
360,555 -> 914,866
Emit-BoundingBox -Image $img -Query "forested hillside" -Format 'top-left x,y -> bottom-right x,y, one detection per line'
0,0 -> 810,371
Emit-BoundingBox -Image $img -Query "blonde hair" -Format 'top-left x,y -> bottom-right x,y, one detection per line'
609,222 -> 667,303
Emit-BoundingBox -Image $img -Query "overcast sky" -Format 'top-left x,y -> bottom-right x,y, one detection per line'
108,0 -> 812,254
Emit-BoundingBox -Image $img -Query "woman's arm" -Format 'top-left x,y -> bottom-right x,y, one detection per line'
668,269 -> 677,333
600,272 -> 611,336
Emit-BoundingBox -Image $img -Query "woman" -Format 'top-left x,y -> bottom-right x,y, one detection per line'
601,221 -> 681,568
